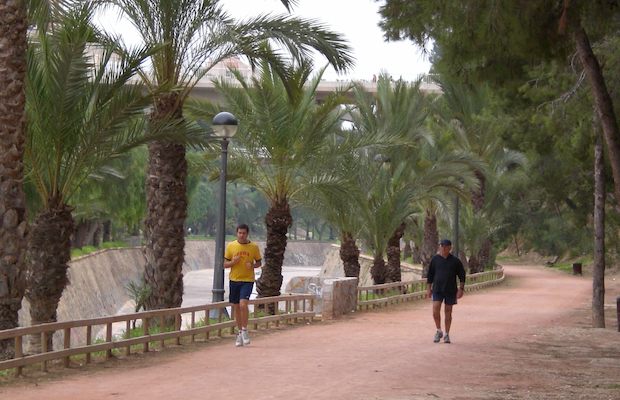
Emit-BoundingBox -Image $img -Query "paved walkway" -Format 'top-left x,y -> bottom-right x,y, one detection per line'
2,265 -> 619,399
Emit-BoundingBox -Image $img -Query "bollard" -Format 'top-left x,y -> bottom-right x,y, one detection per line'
572,263 -> 582,275
617,297 -> 620,332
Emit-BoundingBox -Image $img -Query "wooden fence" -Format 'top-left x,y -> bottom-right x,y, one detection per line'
357,267 -> 505,311
0,294 -> 315,376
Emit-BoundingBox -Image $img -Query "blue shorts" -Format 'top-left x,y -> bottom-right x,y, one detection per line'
229,281 -> 254,304
432,291 -> 457,305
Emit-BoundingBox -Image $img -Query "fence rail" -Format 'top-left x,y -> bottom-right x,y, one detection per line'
357,267 -> 505,311
0,294 -> 315,376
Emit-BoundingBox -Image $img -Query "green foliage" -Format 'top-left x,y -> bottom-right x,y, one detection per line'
70,241 -> 128,258
125,279 -> 151,312
105,0 -> 353,99
378,1 -> 618,86
70,246 -> 98,258
188,62 -> 349,212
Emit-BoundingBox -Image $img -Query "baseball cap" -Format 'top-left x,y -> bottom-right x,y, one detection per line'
439,239 -> 452,246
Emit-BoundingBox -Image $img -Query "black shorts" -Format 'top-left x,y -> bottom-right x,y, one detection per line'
432,291 -> 457,305
229,281 -> 254,304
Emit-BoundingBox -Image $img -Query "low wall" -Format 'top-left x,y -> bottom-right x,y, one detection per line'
319,245 -> 421,285
321,277 -> 358,320
285,276 -> 358,319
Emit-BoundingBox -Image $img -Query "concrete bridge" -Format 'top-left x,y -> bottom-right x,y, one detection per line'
191,74 -> 442,104
188,57 -> 441,103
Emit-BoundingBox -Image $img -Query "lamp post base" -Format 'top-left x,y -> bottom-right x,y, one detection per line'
211,288 -> 225,303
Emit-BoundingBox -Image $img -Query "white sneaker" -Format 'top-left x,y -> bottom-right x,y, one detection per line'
235,332 -> 244,347
241,329 -> 250,345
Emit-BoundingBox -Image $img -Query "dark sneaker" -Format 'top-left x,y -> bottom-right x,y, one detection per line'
433,330 -> 443,343
444,334 -> 451,344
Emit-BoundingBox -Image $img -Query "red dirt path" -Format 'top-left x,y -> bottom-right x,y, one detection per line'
1,264 -> 619,400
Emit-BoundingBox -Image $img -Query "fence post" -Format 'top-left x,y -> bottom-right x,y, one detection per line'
105,322 -> 112,359
143,318 -> 149,353
15,336 -> 23,377
175,314 -> 182,346
63,328 -> 71,367
41,331 -> 48,372
86,325 -> 92,363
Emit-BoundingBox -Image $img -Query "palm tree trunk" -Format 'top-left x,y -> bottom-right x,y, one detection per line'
477,239 -> 492,271
339,232 -> 360,278
386,222 -> 406,283
371,253 -> 387,285
592,123 -> 605,328
143,93 -> 186,312
421,209 -> 438,278
0,0 -> 28,360
25,202 -> 74,353
402,239 -> 412,260
472,170 -> 490,271
471,170 -> 486,212
468,254 -> 480,274
102,219 -> 111,242
412,242 -> 422,264
257,199 -> 292,300
458,249 -> 469,272
574,25 -> 620,206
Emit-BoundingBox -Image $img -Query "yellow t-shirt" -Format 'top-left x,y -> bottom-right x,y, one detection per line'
224,240 -> 262,282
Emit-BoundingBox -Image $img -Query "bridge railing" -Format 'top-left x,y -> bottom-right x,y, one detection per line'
0,294 -> 315,376
357,267 -> 505,311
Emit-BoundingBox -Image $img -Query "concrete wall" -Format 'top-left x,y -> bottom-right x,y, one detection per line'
18,247 -> 145,329
18,240 -> 335,328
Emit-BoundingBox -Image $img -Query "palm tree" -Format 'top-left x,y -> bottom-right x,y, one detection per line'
105,0 -> 353,311
192,62 -> 348,300
436,80 -> 524,272
0,0 -> 29,360
23,4 -> 175,351
303,153 -> 365,278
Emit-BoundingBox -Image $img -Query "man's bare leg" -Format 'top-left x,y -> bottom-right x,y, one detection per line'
239,299 -> 249,329
432,301 -> 442,330
444,304 -> 453,334
232,304 -> 242,330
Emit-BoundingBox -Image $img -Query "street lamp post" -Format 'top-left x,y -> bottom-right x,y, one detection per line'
211,112 -> 238,303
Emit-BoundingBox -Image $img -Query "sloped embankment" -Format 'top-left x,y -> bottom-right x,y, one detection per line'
18,240 -> 335,326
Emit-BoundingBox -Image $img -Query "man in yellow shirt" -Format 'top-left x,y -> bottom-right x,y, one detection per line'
224,224 -> 262,347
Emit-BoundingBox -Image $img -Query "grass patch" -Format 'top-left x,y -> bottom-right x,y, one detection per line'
71,241 -> 129,258
548,255 -> 592,273
186,235 -> 237,241
360,289 -> 402,301
190,315 -> 234,335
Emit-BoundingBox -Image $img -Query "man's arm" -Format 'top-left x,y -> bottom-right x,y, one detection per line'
253,245 -> 262,268
223,255 -> 240,269
456,259 -> 466,298
426,259 -> 435,298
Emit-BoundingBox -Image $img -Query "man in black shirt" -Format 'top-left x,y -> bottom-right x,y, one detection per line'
426,239 -> 466,344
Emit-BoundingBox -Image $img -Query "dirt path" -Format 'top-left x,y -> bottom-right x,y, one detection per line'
2,264 -> 619,400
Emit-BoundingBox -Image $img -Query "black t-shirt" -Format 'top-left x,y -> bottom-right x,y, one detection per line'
427,253 -> 466,295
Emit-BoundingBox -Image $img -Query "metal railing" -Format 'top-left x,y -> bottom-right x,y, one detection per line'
0,294 -> 315,376
357,267 -> 505,311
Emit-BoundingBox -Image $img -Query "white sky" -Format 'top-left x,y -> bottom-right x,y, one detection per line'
221,0 -> 431,81
95,0 -> 431,82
